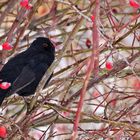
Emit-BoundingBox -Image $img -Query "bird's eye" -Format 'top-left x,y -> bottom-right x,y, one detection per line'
42,43 -> 48,47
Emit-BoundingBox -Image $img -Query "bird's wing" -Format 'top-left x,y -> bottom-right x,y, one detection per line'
10,65 -> 35,94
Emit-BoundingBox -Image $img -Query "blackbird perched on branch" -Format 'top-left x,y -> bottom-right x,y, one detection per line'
0,37 -> 55,105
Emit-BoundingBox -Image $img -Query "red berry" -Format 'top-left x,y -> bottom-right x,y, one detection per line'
105,61 -> 113,70
129,0 -> 140,8
0,126 -> 7,138
20,0 -> 32,10
112,8 -> 118,14
20,0 -> 28,7
2,42 -> 12,50
25,3 -> 32,10
86,39 -> 91,48
0,82 -> 11,90
91,15 -> 95,22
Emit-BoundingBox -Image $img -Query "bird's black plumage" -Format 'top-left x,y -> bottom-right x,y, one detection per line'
0,37 -> 55,105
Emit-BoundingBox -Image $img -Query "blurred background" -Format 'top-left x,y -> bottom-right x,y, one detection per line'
0,0 -> 140,139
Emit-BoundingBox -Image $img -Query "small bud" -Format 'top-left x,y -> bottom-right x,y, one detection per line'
86,39 -> 91,48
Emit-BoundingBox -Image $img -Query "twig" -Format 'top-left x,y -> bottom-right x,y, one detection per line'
71,0 -> 100,139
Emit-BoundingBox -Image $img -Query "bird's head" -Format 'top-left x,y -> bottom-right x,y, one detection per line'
30,37 -> 55,54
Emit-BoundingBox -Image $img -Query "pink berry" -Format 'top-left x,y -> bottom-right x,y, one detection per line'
0,82 -> 11,90
133,79 -> 140,90
92,91 -> 100,98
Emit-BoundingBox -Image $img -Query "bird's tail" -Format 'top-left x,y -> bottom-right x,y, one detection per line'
0,89 -> 6,105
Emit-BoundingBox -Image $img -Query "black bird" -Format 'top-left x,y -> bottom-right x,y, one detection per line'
0,37 -> 55,105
